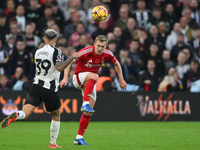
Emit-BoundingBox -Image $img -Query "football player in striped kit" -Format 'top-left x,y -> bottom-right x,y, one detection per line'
1,29 -> 80,148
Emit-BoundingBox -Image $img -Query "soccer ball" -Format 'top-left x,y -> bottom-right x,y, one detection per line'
92,6 -> 108,21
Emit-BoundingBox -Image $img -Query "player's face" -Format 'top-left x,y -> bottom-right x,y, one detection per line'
94,40 -> 107,55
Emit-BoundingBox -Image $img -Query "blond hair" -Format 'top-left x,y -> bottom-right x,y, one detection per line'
94,35 -> 108,45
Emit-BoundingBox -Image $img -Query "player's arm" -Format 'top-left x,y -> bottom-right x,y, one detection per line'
114,60 -> 127,90
55,52 -> 80,72
59,61 -> 73,88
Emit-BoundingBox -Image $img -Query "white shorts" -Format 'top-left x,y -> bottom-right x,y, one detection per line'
73,72 -> 97,101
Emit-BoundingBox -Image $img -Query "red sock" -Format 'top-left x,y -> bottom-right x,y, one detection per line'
83,79 -> 97,102
78,114 -> 91,136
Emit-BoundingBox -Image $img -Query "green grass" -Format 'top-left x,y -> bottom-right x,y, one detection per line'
0,122 -> 200,150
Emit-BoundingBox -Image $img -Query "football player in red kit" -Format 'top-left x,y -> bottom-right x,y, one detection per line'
60,35 -> 127,145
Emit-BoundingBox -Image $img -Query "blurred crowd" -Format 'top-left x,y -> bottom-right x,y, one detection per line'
0,0 -> 200,92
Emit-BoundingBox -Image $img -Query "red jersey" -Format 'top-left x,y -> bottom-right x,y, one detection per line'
74,46 -> 116,74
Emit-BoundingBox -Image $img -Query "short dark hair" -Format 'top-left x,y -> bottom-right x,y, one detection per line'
45,29 -> 58,41
95,35 -> 108,44
0,12 -> 6,18
191,59 -> 199,65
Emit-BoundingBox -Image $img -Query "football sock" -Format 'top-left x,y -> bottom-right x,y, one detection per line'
77,114 -> 91,137
50,120 -> 60,145
83,79 -> 97,102
82,101 -> 89,106
16,111 -> 26,120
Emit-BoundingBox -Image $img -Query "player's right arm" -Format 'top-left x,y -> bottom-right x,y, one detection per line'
55,52 -> 80,72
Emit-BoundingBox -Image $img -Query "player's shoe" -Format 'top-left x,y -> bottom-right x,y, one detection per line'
1,112 -> 18,128
74,138 -> 88,145
49,143 -> 62,148
81,104 -> 95,113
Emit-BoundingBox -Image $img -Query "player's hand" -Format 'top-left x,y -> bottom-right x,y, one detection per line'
119,79 -> 127,90
59,78 -> 68,88
72,52 -> 80,59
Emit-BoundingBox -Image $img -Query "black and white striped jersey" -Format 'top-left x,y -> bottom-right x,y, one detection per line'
33,45 -> 62,92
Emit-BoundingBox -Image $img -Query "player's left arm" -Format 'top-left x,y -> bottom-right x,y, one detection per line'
114,60 -> 127,90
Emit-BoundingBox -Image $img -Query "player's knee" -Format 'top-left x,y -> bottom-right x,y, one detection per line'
91,74 -> 99,81
51,110 -> 60,117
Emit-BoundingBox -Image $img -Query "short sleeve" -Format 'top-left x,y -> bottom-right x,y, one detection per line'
53,48 -> 62,65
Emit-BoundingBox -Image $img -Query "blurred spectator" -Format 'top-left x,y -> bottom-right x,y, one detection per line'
170,33 -> 191,63
57,0 -> 69,12
25,23 -> 41,54
146,25 -> 164,51
131,0 -> 152,29
147,0 -> 165,10
107,40 -> 117,56
188,28 -> 200,59
15,5 -> 26,32
182,59 -> 200,91
190,0 -> 200,27
183,48 -> 193,64
75,34 -> 88,51
118,49 -> 138,79
37,5 -> 53,36
107,32 -> 115,41
7,66 -> 29,90
158,21 -> 168,48
8,39 -> 34,79
162,49 -> 175,73
122,18 -> 137,43
69,23 -> 93,47
64,12 -> 81,40
0,12 -> 9,44
175,51 -> 190,79
64,0 -> 87,26
3,34 -> 15,53
164,3 -> 177,30
165,22 -> 186,51
0,74 -> 9,90
100,3 -> 114,31
96,67 -> 114,92
26,0 -> 43,23
4,0 -> 16,20
92,20 -> 109,40
180,16 -> 193,42
166,71 -> 184,91
113,26 -> 125,55
146,6 -> 166,30
114,7 -> 129,30
145,42 -> 165,75
139,59 -> 162,91
0,39 -> 9,75
51,1 -> 64,29
128,40 -> 145,73
158,67 -> 176,92
57,35 -> 68,47
87,0 -> 102,34
183,8 -> 198,29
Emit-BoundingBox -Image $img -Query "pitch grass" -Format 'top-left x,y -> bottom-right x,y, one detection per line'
0,122 -> 199,150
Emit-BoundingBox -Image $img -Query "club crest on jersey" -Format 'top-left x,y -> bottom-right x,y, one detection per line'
95,59 -> 100,63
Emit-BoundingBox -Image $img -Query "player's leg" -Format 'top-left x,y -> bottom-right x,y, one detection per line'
1,104 -> 36,128
49,108 -> 62,148
1,85 -> 41,128
43,89 -> 62,148
74,86 -> 96,145
81,73 -> 98,112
